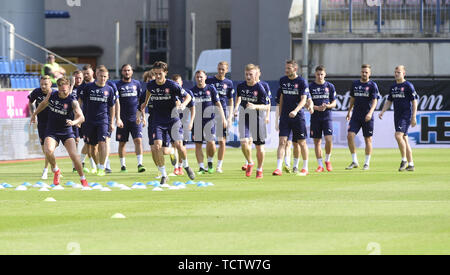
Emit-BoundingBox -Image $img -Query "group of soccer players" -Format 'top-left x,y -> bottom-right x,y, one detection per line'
28,59 -> 418,187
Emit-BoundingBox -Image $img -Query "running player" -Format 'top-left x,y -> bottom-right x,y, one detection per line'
191,70 -> 227,174
115,64 -> 146,173
28,75 -> 54,179
346,64 -> 380,170
309,65 -> 336,172
273,60 -> 310,176
80,66 -> 117,176
379,65 -> 418,172
30,77 -> 88,187
172,74 -> 195,176
234,64 -> 270,179
70,70 -> 84,172
205,61 -> 234,173
140,61 -> 195,185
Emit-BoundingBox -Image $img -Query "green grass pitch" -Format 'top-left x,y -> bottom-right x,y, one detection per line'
0,148 -> 449,255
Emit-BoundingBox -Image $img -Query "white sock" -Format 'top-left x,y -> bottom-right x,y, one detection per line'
98,164 -> 105,170
325,154 -> 331,162
365,155 -> 371,165
53,166 -> 59,173
137,155 -> 143,166
158,166 -> 167,177
182,159 -> 189,168
120,158 -> 126,167
317,158 -> 323,167
352,153 -> 358,163
302,160 -> 308,171
257,168 -> 263,172
199,162 -> 205,169
284,157 -> 290,167
43,168 -> 48,173
175,162 -> 180,169
277,159 -> 282,170
245,160 -> 249,165
90,157 -> 96,169
409,162 -> 414,166
217,160 -> 223,168
293,158 -> 300,169
80,153 -> 86,163
402,157 -> 407,162
207,157 -> 213,163
80,175 -> 86,180
105,157 -> 111,169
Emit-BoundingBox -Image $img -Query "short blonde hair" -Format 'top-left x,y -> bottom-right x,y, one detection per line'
395,65 -> 406,72
218,61 -> 229,67
57,77 -> 70,87
96,65 -> 108,74
40,75 -> 51,81
245,64 -> 257,72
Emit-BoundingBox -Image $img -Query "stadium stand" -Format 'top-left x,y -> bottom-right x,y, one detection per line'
0,58 -> 41,89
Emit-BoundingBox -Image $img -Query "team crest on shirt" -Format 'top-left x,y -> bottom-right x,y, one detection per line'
294,84 -> 299,89
117,134 -> 121,139
165,88 -> 170,94
253,91 -> 258,96
104,91 -> 109,96
63,104 -> 68,109
206,90 -> 210,96
365,86 -> 370,91
325,87 -> 329,92
401,87 -> 405,92
223,84 -> 228,89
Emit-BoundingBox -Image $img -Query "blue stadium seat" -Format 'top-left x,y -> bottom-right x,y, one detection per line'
25,76 -> 32,88
32,76 -> 40,88
10,76 -> 17,88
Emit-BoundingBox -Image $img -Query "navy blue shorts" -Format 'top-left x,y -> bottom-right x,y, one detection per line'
84,123 -> 110,145
192,119 -> 216,144
116,121 -> 143,142
348,117 -> 374,137
239,113 -> 266,145
279,116 -> 307,141
38,124 -> 47,146
310,118 -> 333,139
45,131 -> 76,145
395,117 -> 411,135
149,120 -> 182,147
72,126 -> 80,139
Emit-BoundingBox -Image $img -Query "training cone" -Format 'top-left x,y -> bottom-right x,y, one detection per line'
53,185 -> 64,191
111,213 -> 126,219
101,187 -> 112,192
81,186 -> 93,191
72,183 -> 83,189
15,185 -> 27,191
186,180 -> 196,185
44,197 -> 56,202
120,185 -> 132,191
152,187 -> 163,191
39,187 -> 50,192
0,185 -> 4,190
22,182 -> 32,187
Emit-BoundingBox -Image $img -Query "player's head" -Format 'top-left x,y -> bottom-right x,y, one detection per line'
217,61 -> 229,78
143,69 -> 156,82
57,77 -> 71,97
285,60 -> 298,78
255,65 -> 261,81
245,64 -> 257,83
121,64 -> 133,81
95,65 -> 109,85
40,75 -> 52,90
395,65 -> 406,81
82,64 -> 94,83
315,65 -> 326,82
171,74 -> 183,87
361,64 -> 371,81
195,70 -> 207,86
152,61 -> 168,83
72,70 -> 84,86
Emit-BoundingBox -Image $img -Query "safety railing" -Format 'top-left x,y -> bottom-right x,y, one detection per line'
317,0 -> 450,33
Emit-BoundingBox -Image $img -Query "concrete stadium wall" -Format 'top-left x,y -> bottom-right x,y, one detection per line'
293,39 -> 450,77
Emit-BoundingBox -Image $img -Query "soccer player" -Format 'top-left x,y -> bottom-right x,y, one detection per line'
309,65 -> 336,172
172,74 -> 195,176
205,61 -> 234,173
234,64 -> 270,179
80,66 -> 117,176
28,76 -> 54,179
78,64 -> 98,173
70,70 -> 84,172
191,70 -> 227,174
274,90 -> 295,173
30,77 -> 88,187
273,60 -> 310,176
140,61 -> 195,185
379,65 -> 418,171
115,64 -> 146,173
346,64 -> 380,170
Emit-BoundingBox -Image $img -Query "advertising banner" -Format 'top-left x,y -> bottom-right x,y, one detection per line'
0,91 -> 31,119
